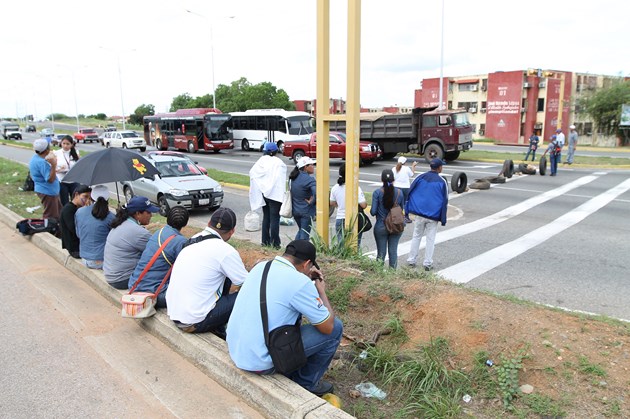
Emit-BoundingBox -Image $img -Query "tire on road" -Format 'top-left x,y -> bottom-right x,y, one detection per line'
469,179 -> 491,190
502,159 -> 514,178
539,156 -> 547,175
482,175 -> 506,184
451,171 -> 467,193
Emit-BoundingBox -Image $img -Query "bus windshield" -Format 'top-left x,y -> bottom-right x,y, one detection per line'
287,116 -> 314,135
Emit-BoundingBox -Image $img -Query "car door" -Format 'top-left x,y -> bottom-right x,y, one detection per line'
329,134 -> 344,158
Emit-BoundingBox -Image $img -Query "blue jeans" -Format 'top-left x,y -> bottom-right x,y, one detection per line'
373,223 -> 402,268
182,279 -> 237,336
287,317 -> 343,391
262,197 -> 282,248
335,218 -> 363,249
524,148 -> 536,161
550,153 -> 559,175
294,214 -> 312,240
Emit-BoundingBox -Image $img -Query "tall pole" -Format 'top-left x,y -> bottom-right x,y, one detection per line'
48,79 -> 55,133
72,70 -> 80,132
117,55 -> 126,130
210,22 -> 216,110
438,0 -> 445,109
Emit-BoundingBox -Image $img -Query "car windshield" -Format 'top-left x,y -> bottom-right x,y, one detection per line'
82,129 -> 96,133
453,112 -> 470,127
155,160 -> 203,177
121,132 -> 138,138
287,116 -> 314,135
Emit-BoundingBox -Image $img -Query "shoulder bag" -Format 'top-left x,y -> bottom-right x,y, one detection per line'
121,234 -> 175,318
260,260 -> 307,375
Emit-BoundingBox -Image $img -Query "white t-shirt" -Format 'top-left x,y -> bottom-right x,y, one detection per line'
166,227 -> 249,324
392,165 -> 414,188
329,184 -> 366,220
54,149 -> 78,181
556,132 -> 566,148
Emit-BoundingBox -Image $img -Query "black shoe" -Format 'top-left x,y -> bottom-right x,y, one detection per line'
310,380 -> 334,396
424,265 -> 433,271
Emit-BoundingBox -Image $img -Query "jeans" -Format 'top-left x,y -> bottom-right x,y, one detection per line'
335,218 -> 363,249
186,279 -> 237,335
566,146 -> 575,164
524,148 -> 536,161
262,197 -> 282,248
550,153 -> 559,175
59,182 -> 78,206
407,216 -> 439,268
108,278 -> 129,290
83,259 -> 103,269
294,214 -> 312,240
373,223 -> 402,268
288,317 -> 343,391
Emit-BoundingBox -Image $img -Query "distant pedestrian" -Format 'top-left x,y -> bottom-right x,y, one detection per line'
392,156 -> 417,223
54,135 -> 80,206
524,131 -> 539,162
74,185 -> 115,269
566,125 -> 578,165
329,163 -> 368,248
555,128 -> 565,163
371,169 -> 405,268
29,139 -> 62,222
289,157 -> 317,240
406,159 -> 449,271
59,185 -> 92,259
249,142 -> 287,249
542,135 -> 561,176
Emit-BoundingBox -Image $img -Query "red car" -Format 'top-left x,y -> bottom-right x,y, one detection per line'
282,131 -> 381,165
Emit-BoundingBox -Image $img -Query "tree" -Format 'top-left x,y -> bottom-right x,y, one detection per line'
580,80 -> 630,141
169,93 -> 195,112
129,104 -> 155,125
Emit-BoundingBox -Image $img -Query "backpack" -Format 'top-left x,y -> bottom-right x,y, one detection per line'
384,190 -> 405,234
182,233 -> 219,248
16,218 -> 59,236
23,171 -> 35,192
552,141 -> 562,155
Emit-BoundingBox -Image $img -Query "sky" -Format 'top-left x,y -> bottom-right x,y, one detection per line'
1,0 -> 628,120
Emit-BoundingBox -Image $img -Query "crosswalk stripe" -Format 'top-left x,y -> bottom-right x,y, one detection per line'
439,177 -> 630,284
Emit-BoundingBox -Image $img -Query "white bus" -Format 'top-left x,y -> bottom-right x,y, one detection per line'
229,109 -> 314,152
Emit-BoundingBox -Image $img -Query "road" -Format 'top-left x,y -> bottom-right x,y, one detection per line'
3,134 -> 630,322
0,221 -> 262,418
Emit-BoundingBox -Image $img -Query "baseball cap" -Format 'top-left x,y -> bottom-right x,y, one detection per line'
297,156 -> 316,169
125,196 -> 159,213
551,134 -> 557,140
430,158 -> 444,169
569,125 -> 576,129
209,207 -> 236,231
263,142 -> 278,153
33,139 -> 49,153
91,185 -> 109,201
397,156 -> 407,164
556,128 -> 562,132
285,240 -> 319,269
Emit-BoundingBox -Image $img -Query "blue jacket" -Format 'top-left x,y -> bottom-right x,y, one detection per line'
290,171 -> 316,217
405,171 -> 448,225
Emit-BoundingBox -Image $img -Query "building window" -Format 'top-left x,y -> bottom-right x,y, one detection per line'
458,83 -> 478,92
537,98 -> 545,112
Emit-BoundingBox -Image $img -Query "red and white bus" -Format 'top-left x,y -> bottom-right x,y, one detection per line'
143,108 -> 233,153
229,109 -> 313,152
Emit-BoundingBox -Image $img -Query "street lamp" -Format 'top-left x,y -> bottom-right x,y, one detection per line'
99,46 -> 133,130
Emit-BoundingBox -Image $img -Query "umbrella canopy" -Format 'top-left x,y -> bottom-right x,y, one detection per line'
63,148 -> 160,185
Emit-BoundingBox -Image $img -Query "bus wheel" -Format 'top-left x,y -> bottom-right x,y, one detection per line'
241,139 -> 250,151
423,143 -> 444,163
156,138 -> 164,150
188,141 -> 196,153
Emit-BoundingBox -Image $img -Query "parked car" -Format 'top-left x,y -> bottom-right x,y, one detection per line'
74,128 -> 99,143
146,151 -> 209,175
25,125 -> 36,133
103,130 -> 146,151
120,153 -> 223,216
40,128 -> 54,138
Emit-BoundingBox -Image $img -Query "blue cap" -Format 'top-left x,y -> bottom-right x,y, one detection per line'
126,196 -> 159,213
551,134 -> 557,139
430,158 -> 443,169
263,142 -> 278,153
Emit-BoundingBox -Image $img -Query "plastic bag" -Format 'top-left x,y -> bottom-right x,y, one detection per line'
244,210 -> 261,231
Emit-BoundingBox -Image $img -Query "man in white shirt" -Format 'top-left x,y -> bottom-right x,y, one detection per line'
166,208 -> 248,339
555,128 -> 566,164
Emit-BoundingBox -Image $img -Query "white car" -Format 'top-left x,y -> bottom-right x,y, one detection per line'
104,130 -> 146,152
120,153 -> 224,216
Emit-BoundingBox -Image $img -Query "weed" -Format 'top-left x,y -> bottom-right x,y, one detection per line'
543,366 -> 558,375
496,346 -> 528,409
523,393 -> 567,417
578,355 -> 607,377
470,320 -> 486,331
327,276 -> 359,313
604,399 -> 622,417
384,315 -> 408,344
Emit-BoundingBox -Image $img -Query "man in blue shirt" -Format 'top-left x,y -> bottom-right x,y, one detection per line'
29,139 -> 62,221
405,159 -> 449,271
227,240 -> 343,397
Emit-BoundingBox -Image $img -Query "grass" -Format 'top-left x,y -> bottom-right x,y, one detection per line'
204,167 -> 250,186
458,149 -> 630,166
578,355 -> 607,377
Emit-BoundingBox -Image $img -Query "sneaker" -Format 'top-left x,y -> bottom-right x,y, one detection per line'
407,260 -> 416,267
404,217 -> 412,224
424,265 -> 433,272
310,380 -> 334,397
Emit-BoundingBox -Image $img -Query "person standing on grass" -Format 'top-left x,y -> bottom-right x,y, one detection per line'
524,131 -> 540,162
29,139 -> 62,222
392,156 -> 417,223
249,141 -> 287,249
566,125 -> 578,165
371,169 -> 405,268
405,159 -> 449,271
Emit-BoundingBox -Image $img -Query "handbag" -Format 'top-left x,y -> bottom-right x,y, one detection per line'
384,189 -> 405,234
357,205 -> 372,233
260,261 -> 307,375
121,233 -> 175,318
279,181 -> 292,218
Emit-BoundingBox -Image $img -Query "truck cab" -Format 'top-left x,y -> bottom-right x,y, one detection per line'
418,109 -> 473,162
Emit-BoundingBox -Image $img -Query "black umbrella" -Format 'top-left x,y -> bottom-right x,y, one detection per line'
63,148 -> 160,203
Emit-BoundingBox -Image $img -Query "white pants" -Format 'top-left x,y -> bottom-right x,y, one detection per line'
406,216 -> 438,268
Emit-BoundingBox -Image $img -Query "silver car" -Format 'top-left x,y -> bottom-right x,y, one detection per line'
120,153 -> 223,216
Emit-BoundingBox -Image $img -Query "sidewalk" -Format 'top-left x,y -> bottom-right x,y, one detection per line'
0,204 -> 352,419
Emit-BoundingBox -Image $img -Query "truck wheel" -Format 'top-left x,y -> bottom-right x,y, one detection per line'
292,150 -> 305,163
539,156 -> 547,175
451,171 -> 467,193
241,139 -> 250,151
444,151 -> 460,161
502,159 -> 514,178
277,141 -> 284,153
187,141 -> 196,153
423,143 -> 444,163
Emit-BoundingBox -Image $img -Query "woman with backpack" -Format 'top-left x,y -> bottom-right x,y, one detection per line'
371,169 -> 405,268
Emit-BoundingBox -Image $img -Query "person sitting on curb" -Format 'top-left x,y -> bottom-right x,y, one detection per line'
166,208 -> 248,339
128,206 -> 190,308
59,185 -> 92,259
75,185 -> 115,269
103,196 -> 159,289
227,240 -> 343,397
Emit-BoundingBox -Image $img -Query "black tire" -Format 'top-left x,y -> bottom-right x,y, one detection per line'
451,171 -> 467,193
469,179 -> 491,190
539,156 -> 547,176
122,143 -> 127,149
502,159 -> 514,179
483,175 -> 506,184
517,163 -> 528,173
158,195 -> 170,217
123,185 -> 134,202
187,141 -> 196,154
241,139 -> 250,151
156,138 -> 164,150
277,141 -> 284,153
105,142 -> 110,148
213,149 -> 220,154
423,143 -> 444,163
292,150 -> 305,163
139,147 -> 146,152
444,151 -> 461,161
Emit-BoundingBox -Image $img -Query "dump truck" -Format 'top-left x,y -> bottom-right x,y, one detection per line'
328,107 -> 473,162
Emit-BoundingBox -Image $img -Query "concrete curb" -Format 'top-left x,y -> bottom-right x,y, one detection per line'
0,204 -> 352,419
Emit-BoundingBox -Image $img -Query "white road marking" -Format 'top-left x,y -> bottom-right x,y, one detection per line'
439,177 -> 630,284
364,174 -> 602,257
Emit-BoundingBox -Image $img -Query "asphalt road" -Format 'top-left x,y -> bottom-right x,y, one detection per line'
4,134 -> 630,322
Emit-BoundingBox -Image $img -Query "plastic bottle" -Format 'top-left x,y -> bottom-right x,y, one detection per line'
355,382 -> 387,400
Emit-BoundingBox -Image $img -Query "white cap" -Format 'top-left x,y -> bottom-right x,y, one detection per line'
569,125 -> 576,129
33,139 -> 49,153
91,185 -> 110,201
397,156 -> 407,164
296,156 -> 316,169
